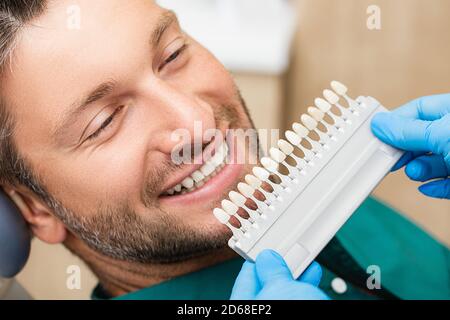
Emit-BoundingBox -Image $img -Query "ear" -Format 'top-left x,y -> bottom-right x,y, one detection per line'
2,186 -> 67,244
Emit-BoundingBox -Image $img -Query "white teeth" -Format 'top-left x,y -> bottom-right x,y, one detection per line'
270,147 -> 286,163
164,141 -> 229,196
192,170 -> 205,183
200,163 -> 215,176
182,177 -> 194,189
229,191 -> 247,207
278,139 -> 294,155
331,81 -> 348,96
293,123 -> 309,138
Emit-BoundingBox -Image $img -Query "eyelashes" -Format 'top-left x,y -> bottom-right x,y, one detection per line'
86,105 -> 125,141
83,41 -> 189,143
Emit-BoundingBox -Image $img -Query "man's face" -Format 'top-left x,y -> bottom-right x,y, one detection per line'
2,0 -> 255,262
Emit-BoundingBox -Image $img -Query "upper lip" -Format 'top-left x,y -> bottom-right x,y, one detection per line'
159,130 -> 228,195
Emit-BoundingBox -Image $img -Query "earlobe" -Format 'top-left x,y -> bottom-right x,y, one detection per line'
3,187 -> 67,244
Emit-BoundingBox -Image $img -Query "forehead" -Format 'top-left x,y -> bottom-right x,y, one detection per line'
1,0 -> 162,141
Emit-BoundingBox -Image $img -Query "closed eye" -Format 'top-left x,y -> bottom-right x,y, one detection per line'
85,105 -> 125,142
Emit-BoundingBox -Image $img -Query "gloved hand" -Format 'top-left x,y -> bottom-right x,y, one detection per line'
230,250 -> 330,300
371,94 -> 450,199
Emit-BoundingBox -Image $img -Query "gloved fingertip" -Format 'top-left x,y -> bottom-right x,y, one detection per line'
298,261 -> 323,286
405,161 -> 424,181
370,112 -> 393,141
255,249 -> 292,287
419,180 -> 450,199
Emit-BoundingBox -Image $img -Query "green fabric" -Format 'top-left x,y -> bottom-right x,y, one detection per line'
91,197 -> 450,300
337,197 -> 450,300
92,259 -> 379,300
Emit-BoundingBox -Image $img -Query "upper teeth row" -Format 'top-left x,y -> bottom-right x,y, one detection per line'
165,141 -> 229,195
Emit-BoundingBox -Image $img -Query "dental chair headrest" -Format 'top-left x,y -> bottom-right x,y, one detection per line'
0,190 -> 31,278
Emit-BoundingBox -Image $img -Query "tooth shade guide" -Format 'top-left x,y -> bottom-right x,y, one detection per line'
214,83 -> 405,279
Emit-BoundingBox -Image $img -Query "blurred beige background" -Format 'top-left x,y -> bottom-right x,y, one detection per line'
16,0 -> 449,300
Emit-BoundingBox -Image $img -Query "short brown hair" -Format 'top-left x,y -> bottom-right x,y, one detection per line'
0,0 -> 47,187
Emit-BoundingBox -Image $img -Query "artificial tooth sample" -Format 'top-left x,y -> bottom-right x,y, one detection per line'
301,114 -> 330,145
315,98 -> 346,129
308,107 -> 339,138
323,89 -> 352,120
330,81 -> 359,111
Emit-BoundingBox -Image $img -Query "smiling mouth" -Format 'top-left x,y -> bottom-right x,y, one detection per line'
161,140 -> 230,196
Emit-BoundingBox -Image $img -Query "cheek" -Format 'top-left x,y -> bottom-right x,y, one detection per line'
185,43 -> 237,102
41,142 -> 148,216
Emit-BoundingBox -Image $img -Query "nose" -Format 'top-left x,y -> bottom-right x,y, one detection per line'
143,79 -> 217,155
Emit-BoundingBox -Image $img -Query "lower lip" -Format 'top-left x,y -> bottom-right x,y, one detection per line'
158,144 -> 244,207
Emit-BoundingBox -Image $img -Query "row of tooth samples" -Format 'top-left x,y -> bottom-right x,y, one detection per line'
213,81 -> 361,238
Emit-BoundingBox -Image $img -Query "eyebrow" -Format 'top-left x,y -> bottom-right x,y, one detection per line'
52,10 -> 178,145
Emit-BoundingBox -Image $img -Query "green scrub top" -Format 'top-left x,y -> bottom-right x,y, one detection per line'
92,197 -> 450,300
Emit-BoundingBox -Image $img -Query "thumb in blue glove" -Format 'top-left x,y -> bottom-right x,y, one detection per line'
230,250 -> 330,300
371,94 -> 450,199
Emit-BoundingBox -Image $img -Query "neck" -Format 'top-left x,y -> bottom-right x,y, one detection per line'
64,233 -> 237,297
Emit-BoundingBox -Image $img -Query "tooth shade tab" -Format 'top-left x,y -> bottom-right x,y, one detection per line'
331,80 -> 348,96
278,139 -> 294,155
238,182 -> 255,198
301,114 -> 318,131
229,191 -> 247,207
292,123 -> 309,138
285,130 -> 302,146
315,98 -> 332,112
270,148 -> 287,163
323,89 -> 340,104
308,107 -> 325,122
213,208 -> 230,224
261,157 -> 279,173
245,174 -> 262,189
222,199 -> 239,215
253,167 -> 270,181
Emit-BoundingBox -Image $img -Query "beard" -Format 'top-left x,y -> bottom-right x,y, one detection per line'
46,90 -> 257,264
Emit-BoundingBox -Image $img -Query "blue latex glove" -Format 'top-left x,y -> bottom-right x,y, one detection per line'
230,250 -> 330,300
371,94 -> 450,199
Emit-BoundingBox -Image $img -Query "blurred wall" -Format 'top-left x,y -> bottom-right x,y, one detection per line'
286,0 -> 450,245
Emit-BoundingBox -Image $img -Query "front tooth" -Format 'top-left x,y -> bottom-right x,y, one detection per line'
200,163 -> 215,176
182,177 -> 194,189
174,184 -> 182,192
191,170 -> 205,183
210,146 -> 225,166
